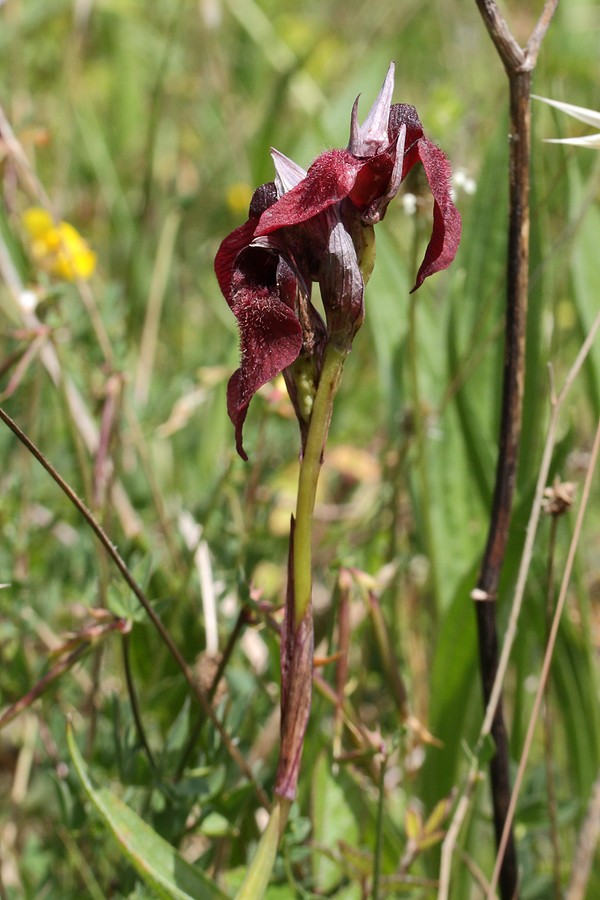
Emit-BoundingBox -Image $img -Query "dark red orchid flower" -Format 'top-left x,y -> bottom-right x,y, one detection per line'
215,62 -> 461,459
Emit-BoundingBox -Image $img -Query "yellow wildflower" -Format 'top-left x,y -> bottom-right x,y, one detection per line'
22,207 -> 97,281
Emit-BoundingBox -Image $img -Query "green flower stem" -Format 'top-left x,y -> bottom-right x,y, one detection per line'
407,288 -> 438,619
235,344 -> 348,900
235,798 -> 291,900
293,343 -> 348,626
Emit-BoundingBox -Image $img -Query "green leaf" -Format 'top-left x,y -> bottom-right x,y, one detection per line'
234,800 -> 288,900
417,830 -> 445,852
419,570 -> 479,808
311,754 -> 360,893
66,720 -> 230,900
404,805 -> 422,842
200,812 -> 235,838
423,794 -> 453,837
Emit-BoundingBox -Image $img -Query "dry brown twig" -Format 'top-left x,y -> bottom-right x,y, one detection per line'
467,1 -> 559,896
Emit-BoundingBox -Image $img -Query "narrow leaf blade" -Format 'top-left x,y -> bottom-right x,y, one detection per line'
66,721 -> 229,900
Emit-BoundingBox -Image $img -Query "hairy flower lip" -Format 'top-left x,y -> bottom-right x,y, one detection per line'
225,246 -> 305,460
214,218 -> 260,302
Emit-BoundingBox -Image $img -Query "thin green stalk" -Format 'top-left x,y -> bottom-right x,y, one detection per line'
372,751 -> 388,900
235,799 -> 291,900
293,343 -> 347,625
122,633 -> 157,773
238,342 -> 348,898
175,607 -> 250,780
407,289 -> 438,618
543,513 -> 561,898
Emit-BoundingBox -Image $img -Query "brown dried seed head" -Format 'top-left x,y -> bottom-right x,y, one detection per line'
542,477 -> 577,516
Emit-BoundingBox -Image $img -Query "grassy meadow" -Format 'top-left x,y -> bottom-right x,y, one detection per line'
0,0 -> 599,897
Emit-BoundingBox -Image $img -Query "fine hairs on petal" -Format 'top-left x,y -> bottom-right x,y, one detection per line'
410,136 -> 462,291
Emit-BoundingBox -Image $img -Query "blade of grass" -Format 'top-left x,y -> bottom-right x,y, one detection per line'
67,720 -> 230,900
134,209 -> 181,406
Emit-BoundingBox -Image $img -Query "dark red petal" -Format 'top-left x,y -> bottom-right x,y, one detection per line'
227,258 -> 303,459
348,151 -> 395,209
214,218 -> 258,303
255,149 -> 361,236
249,181 -> 278,218
388,103 -> 424,157
411,136 -> 462,291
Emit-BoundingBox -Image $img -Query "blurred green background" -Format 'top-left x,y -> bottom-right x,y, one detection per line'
1,0 -> 599,897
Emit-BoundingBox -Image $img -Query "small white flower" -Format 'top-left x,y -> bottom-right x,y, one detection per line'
401,192 -> 418,216
19,289 -> 38,313
533,94 -> 600,149
453,168 -> 477,195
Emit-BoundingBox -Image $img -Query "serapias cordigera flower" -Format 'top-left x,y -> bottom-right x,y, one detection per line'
215,63 -> 461,459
